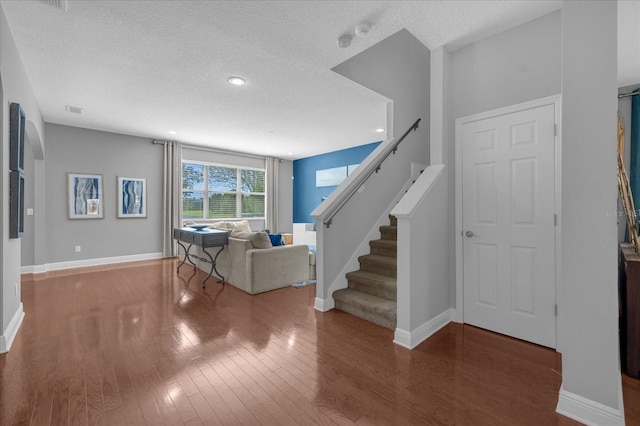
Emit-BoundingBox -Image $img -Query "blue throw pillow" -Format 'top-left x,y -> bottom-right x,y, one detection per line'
268,233 -> 284,246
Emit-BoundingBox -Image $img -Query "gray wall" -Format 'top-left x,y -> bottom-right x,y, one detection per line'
278,159 -> 293,234
21,137 -> 34,266
558,0 -> 622,415
44,124 -> 163,264
40,132 -> 294,267
0,3 -> 45,348
447,10 -> 562,309
449,10 -> 561,120
333,28 -> 431,144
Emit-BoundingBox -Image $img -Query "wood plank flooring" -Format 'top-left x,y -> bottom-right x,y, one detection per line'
1,259 -> 638,425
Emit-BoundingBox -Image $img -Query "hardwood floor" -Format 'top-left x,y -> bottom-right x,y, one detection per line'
1,259 -> 638,425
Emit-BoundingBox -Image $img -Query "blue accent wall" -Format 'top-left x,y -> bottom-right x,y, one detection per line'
293,142 -> 381,224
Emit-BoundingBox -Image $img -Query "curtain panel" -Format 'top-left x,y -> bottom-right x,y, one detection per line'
265,157 -> 280,233
161,141 -> 183,257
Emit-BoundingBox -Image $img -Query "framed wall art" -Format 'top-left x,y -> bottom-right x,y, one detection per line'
9,170 -> 25,238
9,102 -> 26,238
117,176 -> 146,218
68,173 -> 104,219
10,102 -> 25,173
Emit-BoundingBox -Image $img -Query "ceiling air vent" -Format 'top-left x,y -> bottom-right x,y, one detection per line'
65,105 -> 83,114
39,0 -> 68,12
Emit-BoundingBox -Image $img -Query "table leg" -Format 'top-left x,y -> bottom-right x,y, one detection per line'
201,246 -> 225,288
176,241 -> 192,272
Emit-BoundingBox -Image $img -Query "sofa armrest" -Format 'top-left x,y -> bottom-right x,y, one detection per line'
245,244 -> 310,294
221,237 -> 253,289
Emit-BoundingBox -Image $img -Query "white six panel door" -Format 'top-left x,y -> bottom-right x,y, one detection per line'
462,104 -> 556,348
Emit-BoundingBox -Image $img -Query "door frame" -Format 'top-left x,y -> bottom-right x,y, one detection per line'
454,94 -> 563,352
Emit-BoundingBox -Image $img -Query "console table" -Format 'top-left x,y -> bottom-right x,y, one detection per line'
174,227 -> 229,288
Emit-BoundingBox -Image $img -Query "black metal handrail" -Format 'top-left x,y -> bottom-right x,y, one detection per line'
323,118 -> 421,227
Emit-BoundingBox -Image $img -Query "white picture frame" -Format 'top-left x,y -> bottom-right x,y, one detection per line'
117,176 -> 147,218
68,173 -> 104,219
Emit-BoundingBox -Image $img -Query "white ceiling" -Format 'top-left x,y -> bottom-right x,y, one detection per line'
2,1 -> 638,160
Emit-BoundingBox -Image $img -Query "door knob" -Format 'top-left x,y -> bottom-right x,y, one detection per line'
465,231 -> 476,238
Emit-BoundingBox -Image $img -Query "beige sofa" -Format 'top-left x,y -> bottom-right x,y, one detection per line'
184,220 -> 312,295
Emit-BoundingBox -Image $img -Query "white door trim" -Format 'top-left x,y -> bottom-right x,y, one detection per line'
454,94 -> 563,352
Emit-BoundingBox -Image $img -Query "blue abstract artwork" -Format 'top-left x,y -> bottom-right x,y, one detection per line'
118,177 -> 146,218
68,173 -> 103,219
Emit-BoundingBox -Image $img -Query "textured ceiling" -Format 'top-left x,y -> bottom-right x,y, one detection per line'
1,1 -> 637,159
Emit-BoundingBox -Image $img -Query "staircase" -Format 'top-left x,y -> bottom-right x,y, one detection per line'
333,215 -> 397,329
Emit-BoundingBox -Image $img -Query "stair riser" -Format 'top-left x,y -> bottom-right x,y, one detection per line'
380,227 -> 397,241
348,279 -> 396,300
360,262 -> 396,277
370,245 -> 396,257
334,300 -> 396,330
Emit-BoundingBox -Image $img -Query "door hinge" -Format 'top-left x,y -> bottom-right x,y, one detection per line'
555,304 -> 558,316
554,124 -> 557,136
554,214 -> 557,226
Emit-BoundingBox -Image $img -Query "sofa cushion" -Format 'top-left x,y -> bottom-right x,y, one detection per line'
231,231 -> 272,249
233,220 -> 251,232
211,220 -> 251,232
211,222 -> 231,230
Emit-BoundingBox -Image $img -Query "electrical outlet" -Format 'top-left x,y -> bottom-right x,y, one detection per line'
26,208 -> 34,216
75,245 -> 81,253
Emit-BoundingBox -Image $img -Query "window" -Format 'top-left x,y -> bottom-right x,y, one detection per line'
182,162 -> 265,220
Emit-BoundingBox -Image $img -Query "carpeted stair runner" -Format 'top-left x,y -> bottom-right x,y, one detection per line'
333,215 -> 397,329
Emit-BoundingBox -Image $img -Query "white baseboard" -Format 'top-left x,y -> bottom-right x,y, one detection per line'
0,303 -> 24,354
21,252 -> 164,275
393,308 -> 453,349
20,264 -> 47,274
451,308 -> 462,323
556,385 -> 624,426
314,297 -> 335,312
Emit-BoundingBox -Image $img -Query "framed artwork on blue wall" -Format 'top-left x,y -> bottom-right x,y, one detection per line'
316,166 -> 347,187
68,173 -> 104,219
117,176 -> 147,218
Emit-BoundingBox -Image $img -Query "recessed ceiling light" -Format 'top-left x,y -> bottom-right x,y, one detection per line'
375,128 -> 385,133
287,152 -> 293,156
168,130 -> 177,135
228,76 -> 246,86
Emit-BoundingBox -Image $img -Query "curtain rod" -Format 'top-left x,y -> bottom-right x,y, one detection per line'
619,91 -> 639,99
152,139 -> 266,160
